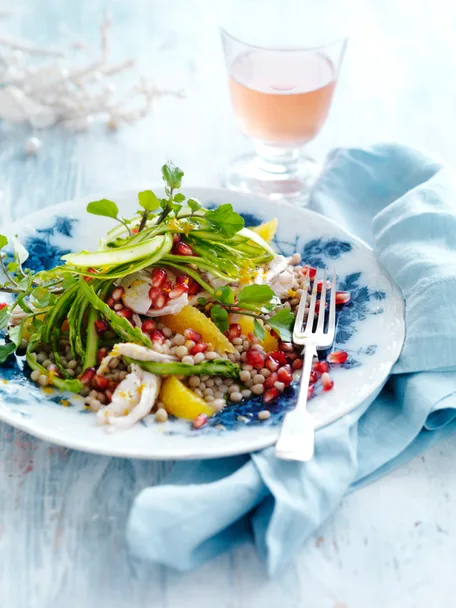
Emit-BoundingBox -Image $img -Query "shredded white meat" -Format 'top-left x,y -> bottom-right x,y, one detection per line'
270,269 -> 295,297
97,364 -> 161,431
111,342 -> 177,362
120,271 -> 152,314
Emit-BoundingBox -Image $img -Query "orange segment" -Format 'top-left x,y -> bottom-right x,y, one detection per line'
160,376 -> 215,420
162,305 -> 235,353
233,314 -> 278,353
252,218 -> 278,243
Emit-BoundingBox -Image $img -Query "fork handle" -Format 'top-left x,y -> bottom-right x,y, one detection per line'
275,343 -> 316,460
295,343 -> 317,413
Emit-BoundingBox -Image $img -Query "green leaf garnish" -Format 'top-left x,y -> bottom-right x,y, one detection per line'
0,342 -> 16,363
173,193 -> 186,203
211,304 -> 229,334
161,162 -> 184,190
12,236 -> 29,265
87,199 -> 119,220
253,318 -> 266,342
8,323 -> 22,347
0,306 -> 10,331
267,309 -> 295,342
215,285 -> 235,305
197,297 -> 208,306
205,204 -> 244,238
0,234 -> 8,249
62,272 -> 76,289
188,198 -> 201,213
237,284 -> 275,306
16,292 -> 33,314
138,190 -> 160,211
31,286 -> 55,308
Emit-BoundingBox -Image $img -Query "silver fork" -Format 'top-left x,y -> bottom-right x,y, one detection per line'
275,268 -> 337,462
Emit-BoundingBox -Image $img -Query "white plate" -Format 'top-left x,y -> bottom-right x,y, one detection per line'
0,188 -> 405,459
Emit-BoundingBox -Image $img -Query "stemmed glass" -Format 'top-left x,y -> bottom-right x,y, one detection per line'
220,0 -> 347,200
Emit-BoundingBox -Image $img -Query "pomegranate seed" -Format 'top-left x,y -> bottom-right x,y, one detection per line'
173,241 -> 194,256
173,234 -> 181,244
287,352 -> 298,361
184,328 -> 202,342
105,389 -> 114,402
161,280 -> 173,293
245,348 -> 265,369
309,370 -> 318,384
313,361 -> 329,375
263,387 -> 280,404
0,302 -> 7,310
176,275 -> 188,285
264,372 -> 278,389
116,308 -> 133,319
317,280 -> 331,293
336,291 -> 351,305
131,227 -> 139,235
111,286 -> 125,301
269,351 -> 287,365
321,372 -> 334,391
148,286 -> 160,301
150,329 -> 165,344
307,385 -> 315,400
277,365 -> 293,385
315,300 -> 328,313
279,342 -> 294,352
169,284 -> 188,299
302,265 -> 317,279
97,347 -> 108,364
191,342 -> 208,355
93,374 -> 109,390
152,294 -> 168,310
105,296 -> 115,308
292,358 -> 303,371
80,367 -> 96,385
83,267 -> 97,281
141,319 -> 157,334
227,323 -> 242,340
193,413 -> 208,429
94,319 -> 109,336
151,268 -> 167,288
327,350 -> 348,364
188,278 -> 201,296
265,355 -> 279,372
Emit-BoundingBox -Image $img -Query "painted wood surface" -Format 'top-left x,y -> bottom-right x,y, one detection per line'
1,1 -> 456,606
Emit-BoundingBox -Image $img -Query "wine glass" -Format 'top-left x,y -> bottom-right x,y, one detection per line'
220,0 -> 348,200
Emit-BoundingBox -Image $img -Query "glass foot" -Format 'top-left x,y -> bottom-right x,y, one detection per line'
223,152 -> 321,201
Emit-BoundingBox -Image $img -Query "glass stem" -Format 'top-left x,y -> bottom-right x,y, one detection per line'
253,141 -> 302,175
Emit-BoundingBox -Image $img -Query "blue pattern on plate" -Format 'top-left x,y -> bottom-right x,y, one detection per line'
0,213 -> 385,433
23,216 -> 78,271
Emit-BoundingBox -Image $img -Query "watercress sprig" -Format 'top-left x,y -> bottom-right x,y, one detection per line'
209,283 -> 295,342
86,199 -> 132,237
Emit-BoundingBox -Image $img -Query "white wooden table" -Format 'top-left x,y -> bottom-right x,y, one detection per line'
1,1 -> 455,606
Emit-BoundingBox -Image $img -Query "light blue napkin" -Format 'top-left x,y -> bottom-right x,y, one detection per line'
126,144 -> 456,575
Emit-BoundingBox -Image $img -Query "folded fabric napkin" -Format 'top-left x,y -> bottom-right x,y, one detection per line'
126,143 -> 456,575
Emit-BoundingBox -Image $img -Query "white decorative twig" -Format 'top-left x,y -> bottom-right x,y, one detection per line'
0,10 -> 184,137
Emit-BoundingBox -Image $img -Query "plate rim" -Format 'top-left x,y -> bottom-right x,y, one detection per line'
0,187 -> 406,459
